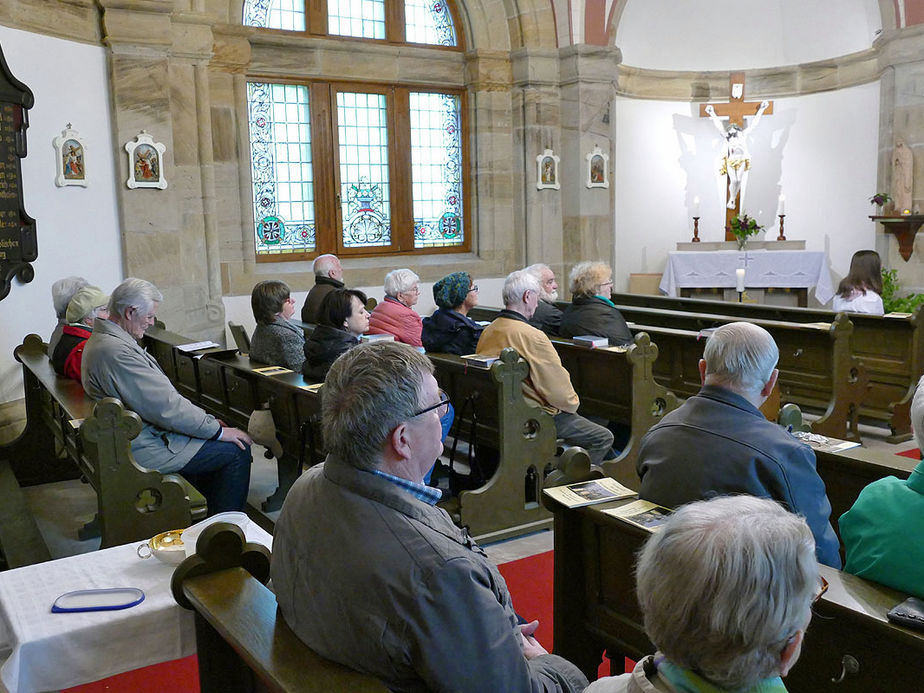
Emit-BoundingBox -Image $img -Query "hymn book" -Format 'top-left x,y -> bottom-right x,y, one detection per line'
461,354 -> 499,370
603,499 -> 673,533
542,478 -> 635,508
571,335 -> 609,348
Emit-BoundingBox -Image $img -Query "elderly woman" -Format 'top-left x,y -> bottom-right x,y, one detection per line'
51,285 -> 109,381
367,268 -> 423,346
48,276 -> 89,357
587,496 -> 819,692
249,280 -> 305,371
302,288 -> 370,382
421,271 -> 484,355
559,261 -> 631,346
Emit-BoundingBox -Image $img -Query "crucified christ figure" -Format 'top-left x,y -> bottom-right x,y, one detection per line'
705,100 -> 770,209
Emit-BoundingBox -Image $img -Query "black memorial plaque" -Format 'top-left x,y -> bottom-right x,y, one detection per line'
0,43 -> 34,302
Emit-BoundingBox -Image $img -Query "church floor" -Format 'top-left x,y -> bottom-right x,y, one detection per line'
19,419 -> 914,564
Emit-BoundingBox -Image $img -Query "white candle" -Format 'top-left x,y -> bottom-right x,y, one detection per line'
736,268 -> 746,293
777,194 -> 785,215
693,196 -> 700,217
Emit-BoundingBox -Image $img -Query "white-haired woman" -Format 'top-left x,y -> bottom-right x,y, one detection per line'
587,496 -> 820,692
367,268 -> 423,347
559,261 -> 632,346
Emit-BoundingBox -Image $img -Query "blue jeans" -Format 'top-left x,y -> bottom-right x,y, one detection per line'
180,439 -> 252,515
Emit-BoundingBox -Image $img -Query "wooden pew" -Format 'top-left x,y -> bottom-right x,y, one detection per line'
601,305 -> 867,442
549,496 -> 924,691
172,523 -> 388,693
611,292 -> 923,442
5,334 -> 206,549
144,326 -> 322,513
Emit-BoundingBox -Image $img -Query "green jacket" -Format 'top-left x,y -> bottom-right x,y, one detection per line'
840,459 -> 924,598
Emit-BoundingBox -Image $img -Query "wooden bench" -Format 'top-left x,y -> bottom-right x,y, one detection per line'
171,522 -> 388,693
549,495 -> 924,691
611,293 -> 923,441
4,334 -> 206,549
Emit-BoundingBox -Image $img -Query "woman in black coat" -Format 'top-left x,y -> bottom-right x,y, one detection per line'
302,288 -> 370,382
559,261 -> 632,346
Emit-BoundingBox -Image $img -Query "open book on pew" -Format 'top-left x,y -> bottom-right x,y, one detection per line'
543,478 -> 635,508
603,499 -> 673,533
176,341 -> 238,359
790,430 -> 861,453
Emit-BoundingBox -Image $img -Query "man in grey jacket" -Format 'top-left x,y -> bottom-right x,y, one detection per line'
272,341 -> 588,692
82,278 -> 252,514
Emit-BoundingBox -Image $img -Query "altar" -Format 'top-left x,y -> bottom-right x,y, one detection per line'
659,248 -> 834,306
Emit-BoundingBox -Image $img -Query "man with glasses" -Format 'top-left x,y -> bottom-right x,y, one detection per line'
272,341 -> 588,692
476,270 -> 615,466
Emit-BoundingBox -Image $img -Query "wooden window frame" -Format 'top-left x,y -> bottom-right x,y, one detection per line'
251,79 -> 470,263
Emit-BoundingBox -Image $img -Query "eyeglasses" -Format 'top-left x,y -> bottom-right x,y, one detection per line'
411,389 -> 450,419
468,285 -> 479,293
812,576 -> 829,607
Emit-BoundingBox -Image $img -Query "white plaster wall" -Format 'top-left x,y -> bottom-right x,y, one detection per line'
613,81 -> 880,302
615,0 -> 881,71
222,278 -> 506,345
0,26 -> 123,404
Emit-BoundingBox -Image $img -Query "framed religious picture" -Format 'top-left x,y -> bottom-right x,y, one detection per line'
536,148 -> 560,190
53,124 -> 88,187
585,145 -> 609,189
124,131 -> 167,190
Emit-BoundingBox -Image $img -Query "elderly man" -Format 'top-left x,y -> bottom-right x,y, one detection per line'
51,285 -> 109,381
48,276 -> 89,356
272,342 -> 588,692
838,374 -> 924,598
82,278 -> 252,514
587,496 -> 819,692
476,269 -> 614,465
301,253 -> 344,323
636,321 -> 841,568
525,263 -> 562,336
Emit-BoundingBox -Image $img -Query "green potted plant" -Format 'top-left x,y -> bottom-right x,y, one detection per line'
727,214 -> 764,250
870,192 -> 892,212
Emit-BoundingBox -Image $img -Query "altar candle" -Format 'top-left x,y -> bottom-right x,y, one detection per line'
777,194 -> 785,215
736,268 -> 746,293
693,196 -> 700,217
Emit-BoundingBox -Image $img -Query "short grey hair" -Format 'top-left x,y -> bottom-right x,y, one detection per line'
322,342 -> 434,471
502,269 -> 540,307
384,268 -> 420,297
109,278 -> 164,319
703,322 -> 778,394
636,496 -> 817,689
312,254 -> 340,277
525,263 -> 551,277
52,276 -> 89,318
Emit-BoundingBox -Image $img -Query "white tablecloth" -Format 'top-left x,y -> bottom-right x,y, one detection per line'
0,518 -> 271,693
659,249 -> 835,305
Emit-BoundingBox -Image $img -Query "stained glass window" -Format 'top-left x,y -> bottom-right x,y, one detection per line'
337,92 -> 391,248
243,0 -> 306,31
405,0 -> 457,46
328,0 -> 386,39
410,92 -> 463,248
248,82 -> 316,255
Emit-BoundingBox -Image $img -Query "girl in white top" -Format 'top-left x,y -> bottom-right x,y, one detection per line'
832,250 -> 884,315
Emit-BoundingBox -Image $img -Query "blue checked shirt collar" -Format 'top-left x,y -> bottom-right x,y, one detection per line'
372,469 -> 442,505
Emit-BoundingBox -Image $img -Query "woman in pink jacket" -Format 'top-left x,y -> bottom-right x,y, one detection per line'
367,268 -> 423,346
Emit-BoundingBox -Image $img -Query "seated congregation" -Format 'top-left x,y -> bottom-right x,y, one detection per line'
7,257 -> 920,692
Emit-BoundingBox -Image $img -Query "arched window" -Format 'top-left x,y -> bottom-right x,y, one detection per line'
243,0 -> 468,261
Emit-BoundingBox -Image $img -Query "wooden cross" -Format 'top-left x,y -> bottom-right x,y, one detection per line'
700,73 -> 773,240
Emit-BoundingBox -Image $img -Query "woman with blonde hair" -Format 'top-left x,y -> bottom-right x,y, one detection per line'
559,261 -> 632,346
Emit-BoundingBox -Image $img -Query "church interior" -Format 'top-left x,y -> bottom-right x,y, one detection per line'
1,0 -> 923,690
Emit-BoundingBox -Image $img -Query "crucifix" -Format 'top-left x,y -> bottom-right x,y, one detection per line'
700,73 -> 773,241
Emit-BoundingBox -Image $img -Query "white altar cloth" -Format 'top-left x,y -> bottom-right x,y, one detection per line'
659,249 -> 834,305
0,518 -> 271,693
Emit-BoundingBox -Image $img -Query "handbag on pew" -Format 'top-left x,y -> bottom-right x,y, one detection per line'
446,393 -> 491,495
887,596 -> 924,632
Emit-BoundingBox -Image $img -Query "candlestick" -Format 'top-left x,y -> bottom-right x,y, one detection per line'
691,217 -> 701,243
736,268 -> 746,293
777,214 -> 786,241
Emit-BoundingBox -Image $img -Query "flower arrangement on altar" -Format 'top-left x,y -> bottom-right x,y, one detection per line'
870,192 -> 892,207
727,214 -> 764,249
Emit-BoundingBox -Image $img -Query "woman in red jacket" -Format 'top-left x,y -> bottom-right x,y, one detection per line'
367,268 -> 424,347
